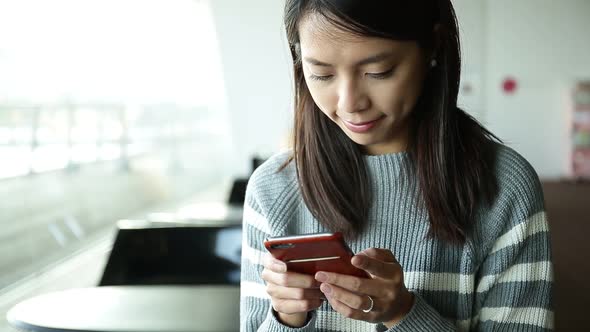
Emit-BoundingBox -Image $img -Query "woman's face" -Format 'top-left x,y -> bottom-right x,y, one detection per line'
299,15 -> 431,155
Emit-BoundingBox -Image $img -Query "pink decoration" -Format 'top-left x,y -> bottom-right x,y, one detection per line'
502,77 -> 517,94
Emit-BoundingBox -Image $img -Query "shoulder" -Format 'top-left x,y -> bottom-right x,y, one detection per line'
244,150 -> 299,217
493,144 -> 545,219
250,149 -> 296,187
470,144 -> 547,258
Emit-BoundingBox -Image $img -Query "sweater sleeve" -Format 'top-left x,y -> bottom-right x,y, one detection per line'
377,293 -> 457,331
469,210 -> 553,331
381,211 -> 553,332
239,159 -> 318,332
467,148 -> 554,331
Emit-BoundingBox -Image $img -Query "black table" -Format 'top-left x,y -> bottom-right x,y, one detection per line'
7,285 -> 240,332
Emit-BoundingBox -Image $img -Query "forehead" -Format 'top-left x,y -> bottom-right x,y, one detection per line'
298,14 -> 408,63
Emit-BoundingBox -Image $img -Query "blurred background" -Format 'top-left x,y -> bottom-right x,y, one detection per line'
0,0 -> 588,331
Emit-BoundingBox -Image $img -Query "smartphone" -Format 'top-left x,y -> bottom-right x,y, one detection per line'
264,232 -> 369,278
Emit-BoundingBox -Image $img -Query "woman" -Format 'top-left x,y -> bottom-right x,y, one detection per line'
240,0 -> 553,331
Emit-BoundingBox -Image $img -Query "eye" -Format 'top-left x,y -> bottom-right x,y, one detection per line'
308,74 -> 334,82
366,68 -> 395,80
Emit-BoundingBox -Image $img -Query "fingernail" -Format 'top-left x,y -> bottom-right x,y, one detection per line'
315,272 -> 327,282
352,256 -> 365,268
273,262 -> 286,272
320,283 -> 332,294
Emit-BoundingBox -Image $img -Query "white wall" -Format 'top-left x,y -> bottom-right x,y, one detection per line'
211,0 -> 590,179
485,0 -> 590,178
455,0 -> 590,178
209,0 -> 292,177
453,0 -> 487,119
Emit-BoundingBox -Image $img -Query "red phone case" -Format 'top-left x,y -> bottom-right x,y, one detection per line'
264,232 -> 368,278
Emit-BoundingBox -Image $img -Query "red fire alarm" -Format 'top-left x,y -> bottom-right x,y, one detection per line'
502,77 -> 518,94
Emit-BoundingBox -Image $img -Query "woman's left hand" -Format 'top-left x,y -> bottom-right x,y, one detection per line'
314,248 -> 414,328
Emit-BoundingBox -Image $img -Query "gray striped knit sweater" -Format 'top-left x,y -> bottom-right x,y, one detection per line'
240,145 -> 553,332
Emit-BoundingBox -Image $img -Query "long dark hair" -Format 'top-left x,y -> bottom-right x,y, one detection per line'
283,0 -> 500,244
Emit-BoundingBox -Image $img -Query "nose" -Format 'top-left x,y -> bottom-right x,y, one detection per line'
337,78 -> 370,114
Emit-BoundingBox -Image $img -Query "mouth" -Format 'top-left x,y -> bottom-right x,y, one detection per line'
342,116 -> 384,133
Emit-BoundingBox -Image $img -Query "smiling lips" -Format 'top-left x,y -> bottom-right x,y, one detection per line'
342,116 -> 384,133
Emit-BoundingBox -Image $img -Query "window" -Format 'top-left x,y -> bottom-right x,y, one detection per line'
0,0 -> 228,177
0,0 -> 231,291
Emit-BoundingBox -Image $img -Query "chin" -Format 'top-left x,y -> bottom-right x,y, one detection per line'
344,133 -> 382,147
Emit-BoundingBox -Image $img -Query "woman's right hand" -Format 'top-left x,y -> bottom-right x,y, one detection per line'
261,254 -> 325,327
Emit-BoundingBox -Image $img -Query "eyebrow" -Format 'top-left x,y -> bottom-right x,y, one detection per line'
303,52 -> 394,67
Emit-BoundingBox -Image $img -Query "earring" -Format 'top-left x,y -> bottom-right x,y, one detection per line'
430,59 -> 438,68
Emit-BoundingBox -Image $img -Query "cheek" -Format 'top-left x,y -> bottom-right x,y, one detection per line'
399,67 -> 428,110
372,83 -> 404,114
306,84 -> 336,117
383,76 -> 424,114
401,81 -> 425,113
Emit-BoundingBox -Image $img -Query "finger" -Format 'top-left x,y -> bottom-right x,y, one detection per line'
272,298 -> 323,315
356,248 -> 397,263
351,254 -> 399,279
319,283 -> 374,313
314,271 -> 380,297
267,283 -> 325,300
324,293 -> 366,321
262,254 -> 287,273
262,269 -> 320,289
